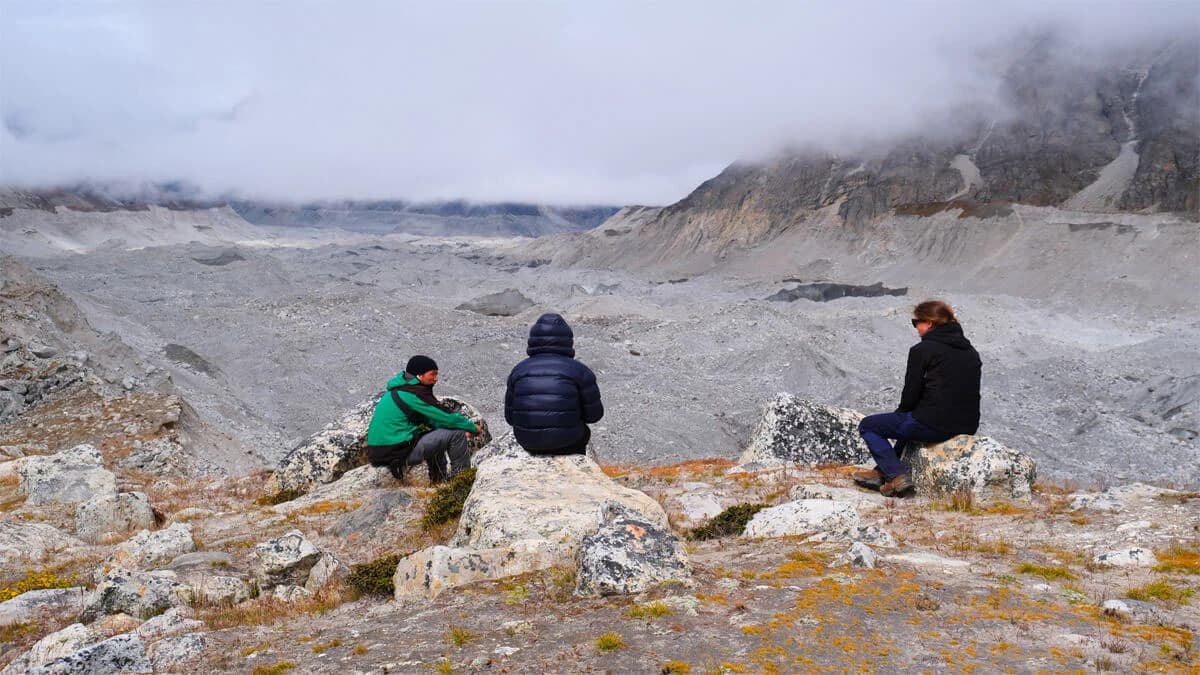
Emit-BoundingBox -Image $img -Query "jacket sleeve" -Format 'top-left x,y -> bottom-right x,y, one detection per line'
895,345 -> 925,413
504,371 -> 515,425
578,366 -> 604,424
403,392 -> 477,433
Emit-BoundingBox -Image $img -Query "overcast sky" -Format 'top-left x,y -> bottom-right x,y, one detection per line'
0,2 -> 1195,205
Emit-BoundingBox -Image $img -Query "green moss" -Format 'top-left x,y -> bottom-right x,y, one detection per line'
346,555 -> 402,597
256,488 -> 305,506
1015,562 -> 1076,582
421,468 -> 477,530
687,503 -> 769,540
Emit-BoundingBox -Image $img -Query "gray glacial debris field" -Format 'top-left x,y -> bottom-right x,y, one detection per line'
11,229 -> 1198,488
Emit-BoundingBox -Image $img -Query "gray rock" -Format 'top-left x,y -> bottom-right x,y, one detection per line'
1,623 -> 97,675
27,633 -> 151,675
789,483 -> 889,509
452,434 -> 669,551
305,552 -> 349,591
0,522 -> 84,569
28,343 -> 58,359
147,633 -> 206,670
17,444 -> 117,505
176,572 -> 253,606
96,523 -> 195,579
166,551 -> 234,569
117,438 -> 190,476
0,587 -> 88,626
394,540 -> 569,600
82,570 -> 189,621
134,607 -> 204,642
264,395 -> 488,496
331,490 -> 413,537
737,394 -> 869,468
253,529 -> 321,589
1093,547 -> 1158,567
1069,483 -> 1179,512
575,505 -> 691,597
742,499 -> 861,539
455,288 -> 535,316
902,435 -> 1036,502
74,492 -> 156,543
838,542 -> 877,569
663,483 -> 728,529
271,584 -> 312,603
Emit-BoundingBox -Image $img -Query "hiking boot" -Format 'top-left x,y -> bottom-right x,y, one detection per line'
851,468 -> 884,490
880,473 -> 914,498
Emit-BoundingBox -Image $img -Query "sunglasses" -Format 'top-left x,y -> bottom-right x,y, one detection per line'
911,319 -> 926,327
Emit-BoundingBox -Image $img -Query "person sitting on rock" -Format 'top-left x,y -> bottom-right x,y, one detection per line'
365,355 -> 480,482
505,313 -> 603,455
853,300 -> 982,497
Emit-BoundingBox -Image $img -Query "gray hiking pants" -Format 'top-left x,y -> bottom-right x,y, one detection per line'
409,428 -> 470,482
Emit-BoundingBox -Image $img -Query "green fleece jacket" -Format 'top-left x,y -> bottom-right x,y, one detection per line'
365,373 -> 477,446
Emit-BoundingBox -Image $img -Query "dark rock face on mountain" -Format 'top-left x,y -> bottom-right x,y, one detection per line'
636,38 -> 1198,256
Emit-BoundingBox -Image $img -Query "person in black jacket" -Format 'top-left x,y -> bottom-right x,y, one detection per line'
853,300 -> 982,497
505,313 -> 603,455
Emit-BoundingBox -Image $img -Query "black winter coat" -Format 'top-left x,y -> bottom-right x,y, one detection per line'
505,314 -> 603,454
897,322 -> 982,435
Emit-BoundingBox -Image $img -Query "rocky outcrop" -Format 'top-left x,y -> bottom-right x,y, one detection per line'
96,523 -> 195,579
901,435 -> 1036,502
0,587 -> 88,626
74,492 -> 156,543
0,522 -> 84,568
117,438 -> 191,476
26,633 -> 152,675
2,623 -> 97,675
456,288 -> 535,316
82,571 -> 189,621
264,395 -> 489,496
736,395 -> 868,469
575,506 -> 690,597
252,529 -> 322,589
395,435 -> 672,599
17,444 -> 117,505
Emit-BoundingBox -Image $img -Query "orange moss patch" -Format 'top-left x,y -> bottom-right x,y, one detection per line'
1154,545 -> 1200,575
600,458 -> 735,480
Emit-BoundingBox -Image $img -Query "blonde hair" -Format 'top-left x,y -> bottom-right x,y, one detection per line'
913,300 -> 958,326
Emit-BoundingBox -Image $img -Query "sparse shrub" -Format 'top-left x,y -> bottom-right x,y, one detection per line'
312,639 -> 342,654
346,555 -> 401,597
448,625 -> 476,646
1126,579 -> 1194,604
0,622 -> 38,642
661,660 -> 691,674
687,503 -> 769,540
352,644 -> 369,655
251,662 -> 296,675
434,659 -> 455,674
938,489 -> 976,513
0,568 -> 79,602
256,488 -> 304,506
421,468 -> 477,530
1153,545 -> 1200,575
1015,563 -> 1076,582
595,631 -> 625,652
628,600 -> 672,619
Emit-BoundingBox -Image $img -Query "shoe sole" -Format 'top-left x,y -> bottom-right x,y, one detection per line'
852,477 -> 883,490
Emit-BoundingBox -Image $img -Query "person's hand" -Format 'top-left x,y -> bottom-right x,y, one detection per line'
473,424 -> 482,435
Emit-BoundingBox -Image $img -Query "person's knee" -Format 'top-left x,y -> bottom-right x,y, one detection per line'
859,415 -> 879,434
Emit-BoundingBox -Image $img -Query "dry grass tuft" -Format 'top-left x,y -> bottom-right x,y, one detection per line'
251,662 -> 296,675
1015,563 -> 1076,582
627,600 -> 672,619
1154,545 -> 1200,575
595,631 -> 626,652
1126,579 -> 1195,604
197,583 -> 348,629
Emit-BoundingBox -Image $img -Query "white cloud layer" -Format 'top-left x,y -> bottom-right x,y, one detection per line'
0,1 -> 1195,205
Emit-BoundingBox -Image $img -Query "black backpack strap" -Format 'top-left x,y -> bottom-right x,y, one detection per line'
389,387 -> 431,427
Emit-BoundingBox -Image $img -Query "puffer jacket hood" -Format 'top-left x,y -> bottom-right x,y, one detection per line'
527,313 -> 575,357
923,322 -> 974,350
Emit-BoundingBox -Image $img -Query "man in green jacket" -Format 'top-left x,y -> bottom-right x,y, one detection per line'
365,355 -> 480,482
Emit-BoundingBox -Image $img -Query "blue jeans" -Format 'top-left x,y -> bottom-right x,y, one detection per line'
858,412 -> 953,480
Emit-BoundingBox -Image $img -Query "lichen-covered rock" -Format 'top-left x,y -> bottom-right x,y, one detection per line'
96,523 -> 195,579
736,394 -> 868,468
147,633 -> 206,670
663,483 -> 729,529
305,552 -> 350,591
0,522 -> 83,569
575,506 -> 690,597
1093,547 -> 1158,567
393,540 -> 569,600
1,623 -> 97,675
134,607 -> 204,642
27,633 -> 151,675
176,572 -> 253,606
453,435 -> 668,550
117,438 -> 190,476
902,435 -> 1036,502
742,499 -> 861,539
17,444 -> 117,505
253,529 -> 321,589
81,570 -> 189,621
838,542 -> 877,569
74,492 -> 156,543
1069,483 -> 1180,512
0,587 -> 88,626
271,584 -> 312,603
264,395 -> 489,496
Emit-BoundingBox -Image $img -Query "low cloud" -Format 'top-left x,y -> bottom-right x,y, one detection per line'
1,2 -> 1195,205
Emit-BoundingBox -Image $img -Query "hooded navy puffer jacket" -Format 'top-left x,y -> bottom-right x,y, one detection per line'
505,313 -> 603,454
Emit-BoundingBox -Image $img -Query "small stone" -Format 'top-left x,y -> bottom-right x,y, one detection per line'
28,343 -> 58,359
742,500 -> 860,539
1101,599 -> 1130,616
253,529 -> 321,589
575,505 -> 691,597
1093,547 -> 1158,567
838,542 -> 877,569
75,492 -> 156,543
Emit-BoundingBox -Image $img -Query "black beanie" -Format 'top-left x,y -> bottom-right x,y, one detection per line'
405,355 -> 438,376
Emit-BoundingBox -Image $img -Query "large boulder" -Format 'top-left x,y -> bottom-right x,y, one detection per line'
0,588 -> 88,626
742,499 -> 861,539
455,288 -> 535,316
17,444 -> 117,505
575,505 -> 690,597
452,435 -> 668,549
81,571 -> 189,621
0,522 -> 83,569
736,394 -> 869,469
96,523 -> 195,579
1,623 -> 98,675
75,492 -> 156,544
252,529 -> 322,589
26,633 -> 152,675
395,434 -> 671,599
117,439 -> 191,476
264,395 -> 490,496
146,633 -> 206,671
901,435 -> 1036,502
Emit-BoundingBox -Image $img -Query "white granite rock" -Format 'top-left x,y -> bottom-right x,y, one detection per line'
147,633 -> 206,670
96,523 -> 195,579
393,540 -> 568,600
82,570 -> 189,621
0,623 -> 97,674
742,499 -> 861,539
26,633 -> 151,675
0,587 -> 88,626
74,492 -> 156,543
902,435 -> 1036,502
305,551 -> 350,591
135,607 -> 204,642
1093,547 -> 1158,567
838,542 -> 877,569
253,529 -> 321,589
17,444 -> 117,505
0,522 -> 83,569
